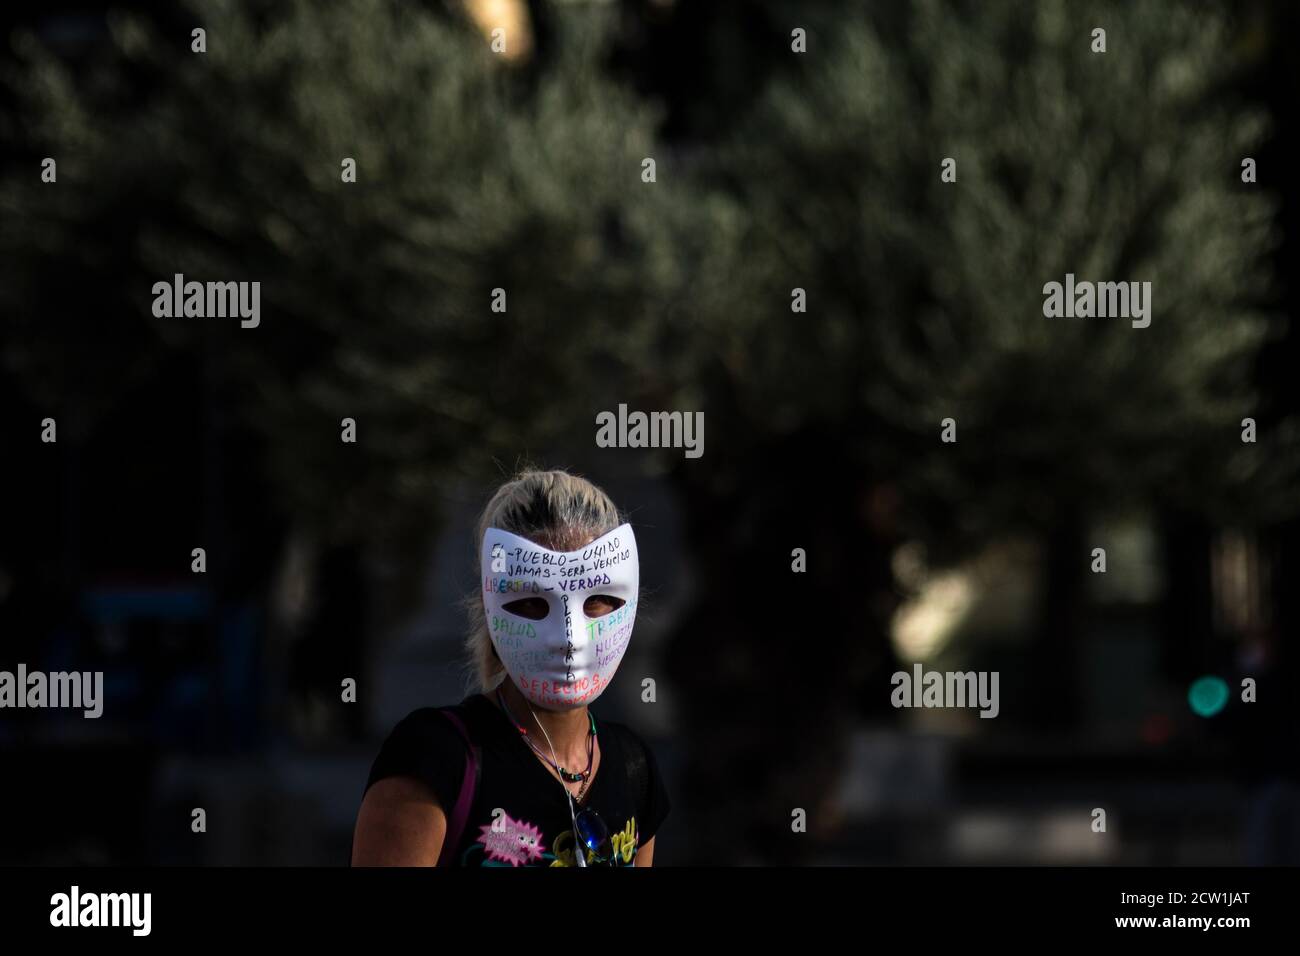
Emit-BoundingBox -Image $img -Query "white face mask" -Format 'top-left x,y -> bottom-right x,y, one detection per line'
481,524 -> 639,711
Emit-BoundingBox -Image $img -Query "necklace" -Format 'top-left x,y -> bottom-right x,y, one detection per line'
574,769 -> 593,804
496,688 -> 597,785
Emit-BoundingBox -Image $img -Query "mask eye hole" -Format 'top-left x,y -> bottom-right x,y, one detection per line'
503,598 -> 549,620
583,595 -> 625,618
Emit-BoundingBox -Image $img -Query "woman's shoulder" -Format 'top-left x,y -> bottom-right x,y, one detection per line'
383,695 -> 491,744
364,697 -> 486,806
367,697 -> 486,788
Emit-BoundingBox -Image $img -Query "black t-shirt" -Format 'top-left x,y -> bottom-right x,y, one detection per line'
363,693 -> 671,867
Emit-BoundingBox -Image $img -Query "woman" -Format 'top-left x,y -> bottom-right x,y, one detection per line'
352,469 -> 670,866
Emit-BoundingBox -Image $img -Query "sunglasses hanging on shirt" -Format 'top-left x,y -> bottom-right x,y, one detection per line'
496,686 -> 619,867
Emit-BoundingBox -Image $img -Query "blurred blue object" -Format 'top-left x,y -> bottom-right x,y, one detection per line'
81,587 -> 212,621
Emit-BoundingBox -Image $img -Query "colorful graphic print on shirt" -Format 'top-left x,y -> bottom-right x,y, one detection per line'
464,814 -> 639,867
476,813 -> 545,866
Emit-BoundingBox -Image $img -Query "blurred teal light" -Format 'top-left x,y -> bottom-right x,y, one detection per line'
1188,676 -> 1229,718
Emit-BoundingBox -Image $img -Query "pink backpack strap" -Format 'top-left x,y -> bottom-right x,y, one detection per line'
436,707 -> 480,868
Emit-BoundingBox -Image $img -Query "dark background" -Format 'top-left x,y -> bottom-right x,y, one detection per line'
2,0 -> 1299,866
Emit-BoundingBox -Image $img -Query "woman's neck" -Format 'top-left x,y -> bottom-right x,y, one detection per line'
493,678 -> 591,770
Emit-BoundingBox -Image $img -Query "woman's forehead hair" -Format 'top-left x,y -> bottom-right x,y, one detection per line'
479,469 -> 622,557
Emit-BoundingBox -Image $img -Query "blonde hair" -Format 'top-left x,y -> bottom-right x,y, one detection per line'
464,469 -> 624,694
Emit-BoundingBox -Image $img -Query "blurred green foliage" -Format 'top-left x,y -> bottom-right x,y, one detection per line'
1,0 -> 686,546
1,0 -> 1295,571
680,0 -> 1297,556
